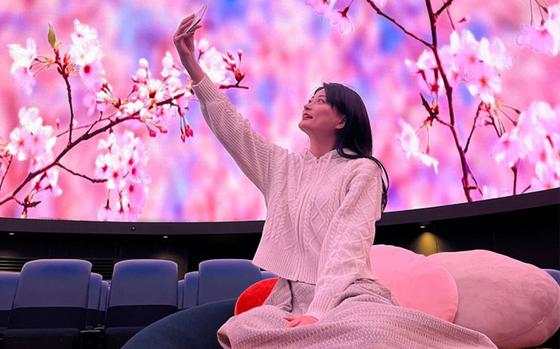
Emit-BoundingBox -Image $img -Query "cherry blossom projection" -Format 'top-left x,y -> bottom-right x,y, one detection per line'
0,0 -> 558,222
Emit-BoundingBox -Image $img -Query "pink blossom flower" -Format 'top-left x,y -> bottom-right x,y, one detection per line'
7,108 -> 56,162
199,47 -> 230,85
95,131 -> 149,221
305,0 -> 354,34
478,37 -> 512,70
326,4 -> 354,34
517,24 -> 558,55
493,128 -> 525,168
83,79 -> 115,115
8,38 -> 38,95
547,4 -> 560,38
493,101 -> 559,187
532,143 -> 560,189
161,51 -> 183,92
449,29 -> 481,80
8,38 -> 37,74
305,0 -> 334,15
194,38 -> 210,56
69,19 -> 105,88
396,118 -> 439,173
434,29 -> 509,105
32,167 -> 63,198
465,63 -> 502,105
438,46 -> 461,86
405,50 -> 445,96
517,4 -> 560,56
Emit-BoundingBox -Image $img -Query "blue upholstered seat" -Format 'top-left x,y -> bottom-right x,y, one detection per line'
3,259 -> 91,349
0,272 -> 19,333
177,280 -> 185,309
86,273 -> 103,329
103,259 -> 178,349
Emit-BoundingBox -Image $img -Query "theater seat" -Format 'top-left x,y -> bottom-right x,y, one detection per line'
4,259 -> 91,349
0,272 -> 19,339
198,259 -> 263,306
98,280 -> 109,327
182,271 -> 199,309
544,269 -> 560,285
86,273 -> 103,329
103,259 -> 178,349
260,270 -> 277,280
177,280 -> 185,310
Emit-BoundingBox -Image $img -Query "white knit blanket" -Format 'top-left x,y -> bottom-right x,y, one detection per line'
217,278 -> 497,348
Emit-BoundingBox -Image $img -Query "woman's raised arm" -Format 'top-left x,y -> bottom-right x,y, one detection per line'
173,13 -> 284,197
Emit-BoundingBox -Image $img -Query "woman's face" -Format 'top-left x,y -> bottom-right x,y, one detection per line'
298,89 -> 345,137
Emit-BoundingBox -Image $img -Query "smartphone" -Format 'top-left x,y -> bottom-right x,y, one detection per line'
183,4 -> 207,35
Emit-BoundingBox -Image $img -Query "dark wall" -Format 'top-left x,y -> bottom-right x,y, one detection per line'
0,233 -> 261,279
1,189 -> 558,279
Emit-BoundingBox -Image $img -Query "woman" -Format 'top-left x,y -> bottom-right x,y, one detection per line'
124,12 -> 497,349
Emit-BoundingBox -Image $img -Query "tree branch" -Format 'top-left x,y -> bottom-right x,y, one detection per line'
364,0 -> 432,47
55,60 -> 77,145
57,162 -> 107,184
0,156 -> 13,192
464,102 -> 486,154
434,0 -> 454,19
425,0 -> 475,201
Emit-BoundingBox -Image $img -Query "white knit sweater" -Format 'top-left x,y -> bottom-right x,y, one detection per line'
192,75 -> 383,320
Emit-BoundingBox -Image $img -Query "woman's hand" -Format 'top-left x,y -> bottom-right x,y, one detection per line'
284,314 -> 318,328
173,14 -> 205,83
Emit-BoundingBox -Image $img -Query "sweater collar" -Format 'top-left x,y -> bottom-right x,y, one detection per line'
303,147 -> 357,161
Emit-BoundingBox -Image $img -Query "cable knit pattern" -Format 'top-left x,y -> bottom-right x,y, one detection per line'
192,75 -> 497,348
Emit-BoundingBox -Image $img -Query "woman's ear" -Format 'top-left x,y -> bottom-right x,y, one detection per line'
335,116 -> 346,129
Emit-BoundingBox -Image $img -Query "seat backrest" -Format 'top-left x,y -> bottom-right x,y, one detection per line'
177,280 -> 185,309
183,271 -> 199,309
97,280 -> 109,326
86,273 -> 102,328
0,272 -> 19,330
106,259 -> 178,328
9,259 -> 91,329
261,270 -> 277,280
544,269 -> 560,285
198,259 -> 262,305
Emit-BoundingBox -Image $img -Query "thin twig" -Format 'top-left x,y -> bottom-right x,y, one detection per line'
434,0 -> 454,19
364,0 -> 432,47
0,156 -> 13,192
512,162 -> 518,195
57,162 -> 107,183
530,0 -> 535,26
497,106 -> 518,127
56,61 -> 77,145
489,113 -> 501,137
464,102 -> 485,154
56,113 -> 113,138
219,83 -> 249,90
443,0 -> 455,30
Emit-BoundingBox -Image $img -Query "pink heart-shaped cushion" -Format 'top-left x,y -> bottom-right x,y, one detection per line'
370,244 -> 458,322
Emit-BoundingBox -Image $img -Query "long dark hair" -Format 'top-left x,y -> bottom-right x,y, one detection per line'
315,83 -> 389,214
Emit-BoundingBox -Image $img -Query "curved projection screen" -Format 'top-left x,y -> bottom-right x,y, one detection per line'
0,0 -> 558,222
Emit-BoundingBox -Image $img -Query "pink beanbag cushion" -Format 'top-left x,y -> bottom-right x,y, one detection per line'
428,250 -> 560,349
370,244 -> 458,322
